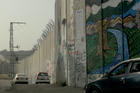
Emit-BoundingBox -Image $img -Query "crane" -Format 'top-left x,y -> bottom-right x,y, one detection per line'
9,22 -> 26,78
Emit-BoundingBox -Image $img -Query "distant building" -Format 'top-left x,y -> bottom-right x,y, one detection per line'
0,61 -> 10,74
0,50 -> 34,74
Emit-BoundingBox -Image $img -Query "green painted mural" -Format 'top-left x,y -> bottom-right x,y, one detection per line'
86,0 -> 140,75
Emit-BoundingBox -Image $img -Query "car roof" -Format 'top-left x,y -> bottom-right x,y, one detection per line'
119,58 -> 140,64
38,72 -> 48,74
16,73 -> 26,76
109,58 -> 140,72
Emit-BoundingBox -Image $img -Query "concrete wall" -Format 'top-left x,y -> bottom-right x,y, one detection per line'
73,0 -> 87,88
14,0 -> 140,88
15,0 -> 87,88
86,0 -> 140,82
14,25 -> 55,84
55,0 -> 87,88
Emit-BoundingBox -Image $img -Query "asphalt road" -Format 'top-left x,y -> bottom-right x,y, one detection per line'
0,79 -> 12,93
0,80 -> 84,93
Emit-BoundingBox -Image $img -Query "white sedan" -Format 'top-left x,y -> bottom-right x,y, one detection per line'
12,73 -> 29,84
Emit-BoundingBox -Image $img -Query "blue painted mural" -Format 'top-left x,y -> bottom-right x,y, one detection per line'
86,0 -> 140,75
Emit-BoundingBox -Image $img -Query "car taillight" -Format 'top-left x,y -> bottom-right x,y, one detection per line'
46,77 -> 49,80
36,75 -> 39,79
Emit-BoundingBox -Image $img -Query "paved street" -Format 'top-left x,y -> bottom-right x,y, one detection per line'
0,79 -> 12,92
0,80 -> 84,93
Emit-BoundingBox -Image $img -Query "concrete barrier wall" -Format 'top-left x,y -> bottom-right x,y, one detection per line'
15,0 -> 87,88
85,0 -> 140,83
54,0 -> 87,88
14,26 -> 55,84
74,0 -> 87,88
14,0 -> 140,88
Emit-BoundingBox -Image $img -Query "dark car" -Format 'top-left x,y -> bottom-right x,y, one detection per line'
85,58 -> 140,93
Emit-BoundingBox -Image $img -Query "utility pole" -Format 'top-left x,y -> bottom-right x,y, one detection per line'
9,22 -> 26,78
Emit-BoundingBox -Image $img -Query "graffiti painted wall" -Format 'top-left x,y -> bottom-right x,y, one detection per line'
86,0 -> 140,80
86,0 -> 103,76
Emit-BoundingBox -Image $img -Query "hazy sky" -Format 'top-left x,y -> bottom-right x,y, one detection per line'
0,0 -> 55,51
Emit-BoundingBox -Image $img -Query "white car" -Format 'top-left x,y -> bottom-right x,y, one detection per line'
12,73 -> 29,84
35,72 -> 50,84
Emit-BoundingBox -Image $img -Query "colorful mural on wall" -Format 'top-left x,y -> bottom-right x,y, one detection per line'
86,0 -> 140,75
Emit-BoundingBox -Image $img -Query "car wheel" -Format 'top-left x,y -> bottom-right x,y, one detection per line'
11,83 -> 14,86
36,82 -> 38,84
92,89 -> 101,93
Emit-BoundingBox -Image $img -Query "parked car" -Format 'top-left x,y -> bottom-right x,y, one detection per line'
85,58 -> 140,93
35,72 -> 50,84
12,73 -> 29,84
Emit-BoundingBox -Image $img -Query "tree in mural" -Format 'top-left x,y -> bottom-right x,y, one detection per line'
94,17 -> 111,56
103,17 -> 111,50
94,21 -> 103,56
